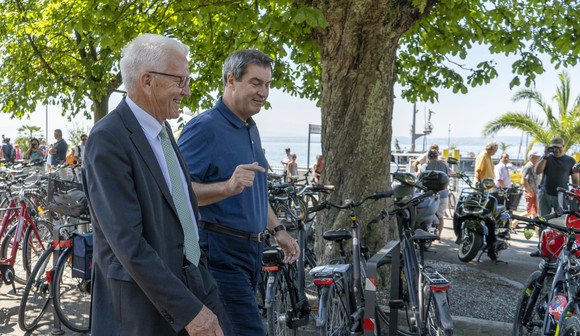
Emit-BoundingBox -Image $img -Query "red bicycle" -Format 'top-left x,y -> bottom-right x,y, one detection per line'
0,176 -> 52,288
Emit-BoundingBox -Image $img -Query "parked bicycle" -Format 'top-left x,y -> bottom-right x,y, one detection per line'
512,210 -> 580,336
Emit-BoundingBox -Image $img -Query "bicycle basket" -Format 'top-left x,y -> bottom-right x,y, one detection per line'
47,177 -> 88,217
506,190 -> 523,211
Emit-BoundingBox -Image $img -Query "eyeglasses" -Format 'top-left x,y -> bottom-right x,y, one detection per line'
81,138 -> 87,141
148,71 -> 191,88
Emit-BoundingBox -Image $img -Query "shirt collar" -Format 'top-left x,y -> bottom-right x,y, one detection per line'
126,96 -> 163,139
215,97 -> 256,129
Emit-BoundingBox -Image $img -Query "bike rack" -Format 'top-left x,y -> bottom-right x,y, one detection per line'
363,240 -> 400,336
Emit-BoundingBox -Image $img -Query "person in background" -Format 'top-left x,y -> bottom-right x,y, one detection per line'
531,137 -> 579,257
280,147 -> 291,179
178,48 -> 299,335
474,140 -> 498,184
1,138 -> 14,162
286,153 -> 298,182
74,134 -> 88,165
48,129 -> 68,167
39,140 -> 47,153
82,33 -> 223,335
494,153 -> 511,188
412,143 -> 439,174
24,138 -> 44,162
13,143 -> 22,160
419,150 -> 450,238
312,154 -> 323,184
513,151 -> 541,233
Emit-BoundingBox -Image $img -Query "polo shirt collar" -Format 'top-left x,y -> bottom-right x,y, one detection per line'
126,96 -> 163,138
215,97 -> 257,129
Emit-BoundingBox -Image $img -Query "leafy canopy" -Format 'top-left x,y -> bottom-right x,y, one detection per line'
0,0 -> 579,121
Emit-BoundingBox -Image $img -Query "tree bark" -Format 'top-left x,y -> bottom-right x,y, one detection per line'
309,0 -> 432,262
92,93 -> 110,123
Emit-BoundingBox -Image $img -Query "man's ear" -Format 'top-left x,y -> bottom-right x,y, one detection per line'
140,72 -> 153,93
225,73 -> 236,90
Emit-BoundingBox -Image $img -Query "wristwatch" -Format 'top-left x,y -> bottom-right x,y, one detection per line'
269,224 -> 287,235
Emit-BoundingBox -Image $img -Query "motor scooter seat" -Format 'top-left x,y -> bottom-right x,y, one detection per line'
323,229 -> 353,242
410,229 -> 439,242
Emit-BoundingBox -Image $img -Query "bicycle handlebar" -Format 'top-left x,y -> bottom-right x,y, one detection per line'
307,190 -> 394,213
557,187 -> 578,198
511,211 -> 580,234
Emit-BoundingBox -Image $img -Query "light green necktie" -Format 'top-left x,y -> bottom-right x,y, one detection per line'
159,127 -> 200,266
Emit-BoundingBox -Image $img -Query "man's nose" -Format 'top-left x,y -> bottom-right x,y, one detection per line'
181,84 -> 191,97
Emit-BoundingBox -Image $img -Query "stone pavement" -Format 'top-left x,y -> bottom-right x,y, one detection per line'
0,218 -> 526,335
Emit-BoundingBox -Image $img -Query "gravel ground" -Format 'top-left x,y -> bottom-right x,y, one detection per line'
426,259 -> 522,323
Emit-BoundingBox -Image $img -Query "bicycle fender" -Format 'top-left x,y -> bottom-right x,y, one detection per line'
264,271 -> 280,309
432,290 -> 454,331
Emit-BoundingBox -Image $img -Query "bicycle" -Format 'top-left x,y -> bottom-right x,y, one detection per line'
0,176 -> 53,287
261,185 -> 319,335
18,222 -> 92,333
511,210 -> 580,336
309,189 -> 452,335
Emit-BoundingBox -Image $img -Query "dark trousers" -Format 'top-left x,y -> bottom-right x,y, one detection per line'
200,229 -> 265,336
178,257 -> 225,335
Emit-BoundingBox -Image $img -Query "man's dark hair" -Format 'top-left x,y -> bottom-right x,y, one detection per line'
428,150 -> 438,159
222,49 -> 273,87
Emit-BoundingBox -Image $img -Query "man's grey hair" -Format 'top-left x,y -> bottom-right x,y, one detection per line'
54,129 -> 62,137
222,49 -> 273,87
120,34 -> 189,93
485,141 -> 498,151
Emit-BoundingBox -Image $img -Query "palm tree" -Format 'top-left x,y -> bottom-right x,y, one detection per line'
483,72 -> 580,152
15,125 -> 43,151
499,142 -> 512,153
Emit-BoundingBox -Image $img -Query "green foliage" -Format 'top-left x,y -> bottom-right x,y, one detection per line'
15,125 -> 43,152
397,0 -> 580,103
66,122 -> 91,148
0,0 -> 579,121
483,72 -> 580,152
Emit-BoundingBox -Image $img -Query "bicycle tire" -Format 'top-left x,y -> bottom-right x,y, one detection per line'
561,315 -> 580,336
447,192 -> 456,217
18,245 -> 54,331
0,224 -> 29,284
513,270 -> 553,336
266,270 -> 296,336
422,287 -> 453,335
53,247 -> 92,333
320,279 -> 350,336
23,220 -> 52,280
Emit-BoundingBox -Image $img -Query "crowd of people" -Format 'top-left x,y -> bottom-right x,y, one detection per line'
0,130 -> 89,174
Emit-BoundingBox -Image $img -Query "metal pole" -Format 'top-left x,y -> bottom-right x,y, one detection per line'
46,104 -> 48,143
411,103 -> 416,152
307,125 -> 312,175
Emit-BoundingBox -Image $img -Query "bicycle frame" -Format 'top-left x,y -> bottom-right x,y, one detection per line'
0,185 -> 47,285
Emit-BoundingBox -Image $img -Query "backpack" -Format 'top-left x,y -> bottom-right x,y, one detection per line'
2,143 -> 14,161
66,151 -> 75,164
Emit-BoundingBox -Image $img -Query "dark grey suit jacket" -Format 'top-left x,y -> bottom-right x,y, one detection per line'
83,99 -> 214,335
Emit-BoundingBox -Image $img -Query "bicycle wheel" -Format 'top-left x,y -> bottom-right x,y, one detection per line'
18,245 -> 54,331
0,224 -> 29,284
447,192 -> 456,217
561,315 -> 580,336
266,270 -> 296,336
23,220 -> 52,280
321,279 -> 350,336
423,287 -> 453,335
513,270 -> 553,336
53,247 -> 91,333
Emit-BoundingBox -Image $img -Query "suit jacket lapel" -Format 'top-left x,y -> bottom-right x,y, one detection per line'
117,100 -> 175,214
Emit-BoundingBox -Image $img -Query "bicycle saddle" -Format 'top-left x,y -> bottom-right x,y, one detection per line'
410,229 -> 439,242
322,229 -> 352,242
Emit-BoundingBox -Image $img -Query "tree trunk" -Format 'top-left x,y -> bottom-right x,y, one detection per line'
309,0 -> 430,262
92,93 -> 110,123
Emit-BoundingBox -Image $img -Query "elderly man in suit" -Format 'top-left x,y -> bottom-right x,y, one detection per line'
83,34 -> 223,336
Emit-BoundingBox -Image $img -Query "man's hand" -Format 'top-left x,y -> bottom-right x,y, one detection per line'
225,162 -> 265,196
274,230 -> 300,264
48,145 -> 56,155
185,306 -> 223,336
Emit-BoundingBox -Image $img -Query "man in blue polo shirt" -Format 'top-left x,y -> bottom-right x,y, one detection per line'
178,49 -> 299,335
